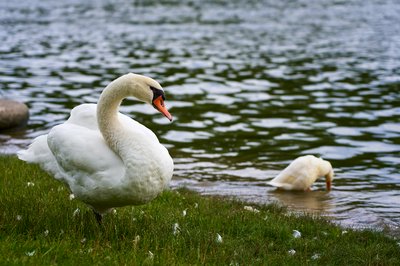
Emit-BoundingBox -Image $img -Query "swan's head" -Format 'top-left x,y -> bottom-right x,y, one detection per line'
127,73 -> 173,121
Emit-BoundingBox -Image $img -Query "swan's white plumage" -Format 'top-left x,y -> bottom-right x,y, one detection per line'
18,73 -> 174,214
268,155 -> 333,191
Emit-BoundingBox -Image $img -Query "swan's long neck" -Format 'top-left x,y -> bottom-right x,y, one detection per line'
97,75 -> 134,153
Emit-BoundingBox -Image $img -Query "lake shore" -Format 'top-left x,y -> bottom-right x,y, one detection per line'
1,156 -> 399,264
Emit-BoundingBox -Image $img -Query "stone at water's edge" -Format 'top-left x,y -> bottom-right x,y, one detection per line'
0,99 -> 29,129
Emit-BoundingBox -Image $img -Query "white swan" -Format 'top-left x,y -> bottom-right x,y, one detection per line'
18,73 -> 174,221
268,155 -> 333,191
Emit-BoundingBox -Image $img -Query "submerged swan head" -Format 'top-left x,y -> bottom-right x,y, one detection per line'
320,159 -> 334,191
99,73 -> 172,121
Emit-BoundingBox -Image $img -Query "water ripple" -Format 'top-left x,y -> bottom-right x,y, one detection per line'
1,0 -> 400,231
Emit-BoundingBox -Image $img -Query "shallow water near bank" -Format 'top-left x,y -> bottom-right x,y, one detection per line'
1,0 -> 399,230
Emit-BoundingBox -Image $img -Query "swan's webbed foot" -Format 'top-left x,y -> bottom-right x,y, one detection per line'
93,210 -> 103,225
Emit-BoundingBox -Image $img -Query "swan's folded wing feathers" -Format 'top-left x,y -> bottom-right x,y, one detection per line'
66,104 -> 99,130
47,123 -> 125,187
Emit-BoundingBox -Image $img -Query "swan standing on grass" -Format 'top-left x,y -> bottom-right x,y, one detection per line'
18,73 -> 174,223
268,155 -> 333,191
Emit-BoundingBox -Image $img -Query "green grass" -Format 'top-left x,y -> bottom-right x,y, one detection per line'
1,156 -> 399,265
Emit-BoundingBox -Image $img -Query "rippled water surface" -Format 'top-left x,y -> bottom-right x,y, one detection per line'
1,0 -> 399,230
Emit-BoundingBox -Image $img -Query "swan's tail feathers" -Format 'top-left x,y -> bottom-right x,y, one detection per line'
17,135 -> 49,163
17,135 -> 65,181
268,181 -> 294,191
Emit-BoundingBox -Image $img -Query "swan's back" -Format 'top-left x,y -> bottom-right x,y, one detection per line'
268,155 -> 328,190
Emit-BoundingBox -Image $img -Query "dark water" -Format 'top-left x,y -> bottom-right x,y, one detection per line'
1,0 -> 399,231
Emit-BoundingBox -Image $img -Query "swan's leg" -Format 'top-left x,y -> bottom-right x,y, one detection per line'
93,210 -> 103,225
305,187 -> 312,192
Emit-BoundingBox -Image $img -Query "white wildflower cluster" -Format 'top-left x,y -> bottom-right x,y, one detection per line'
26,250 -> 36,256
311,253 -> 321,260
292,230 -> 301,238
133,235 -> 140,248
69,194 -> 75,200
27,182 -> 35,187
148,251 -> 154,259
288,249 -> 296,255
216,233 -> 223,243
73,208 -> 80,217
173,223 -> 181,235
244,206 -> 260,213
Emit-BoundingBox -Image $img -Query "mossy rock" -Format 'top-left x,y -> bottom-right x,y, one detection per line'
0,99 -> 29,129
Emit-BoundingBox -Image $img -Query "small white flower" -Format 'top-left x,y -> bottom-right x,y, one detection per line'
194,203 -> 198,208
112,209 -> 117,215
80,238 -> 87,244
173,223 -> 180,235
263,215 -> 268,220
87,248 -> 93,253
288,249 -> 296,256
16,215 -> 22,221
342,230 -> 348,235
148,251 -> 154,259
397,241 -> 400,247
292,230 -> 301,238
69,194 -> 75,200
27,182 -> 35,187
73,208 -> 80,217
133,235 -> 140,246
182,209 -> 187,217
311,253 -> 321,260
322,231 -> 328,236
44,230 -> 49,237
244,206 -> 260,213
57,186 -> 64,192
216,233 -> 223,243
26,250 -> 36,256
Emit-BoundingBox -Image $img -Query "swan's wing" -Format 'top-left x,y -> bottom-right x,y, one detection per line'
18,104 -> 103,179
47,123 -> 125,194
68,103 -> 159,142
66,103 -> 98,130
17,135 -> 66,180
268,156 -> 317,190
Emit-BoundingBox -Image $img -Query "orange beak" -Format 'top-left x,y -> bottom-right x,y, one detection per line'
152,95 -> 172,121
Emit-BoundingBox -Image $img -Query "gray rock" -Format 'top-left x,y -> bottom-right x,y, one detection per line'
0,99 -> 29,129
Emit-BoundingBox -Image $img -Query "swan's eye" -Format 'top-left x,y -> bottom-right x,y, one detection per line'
150,86 -> 165,101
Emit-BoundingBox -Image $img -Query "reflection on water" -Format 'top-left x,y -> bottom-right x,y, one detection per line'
269,190 -> 334,214
1,0 -> 400,231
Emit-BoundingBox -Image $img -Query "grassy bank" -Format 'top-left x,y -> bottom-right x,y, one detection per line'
0,156 -> 399,265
